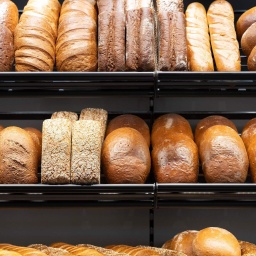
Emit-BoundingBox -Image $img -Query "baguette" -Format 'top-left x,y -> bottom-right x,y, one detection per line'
207,0 -> 241,71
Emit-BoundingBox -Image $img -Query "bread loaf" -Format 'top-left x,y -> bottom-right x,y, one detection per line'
242,118 -> 256,150
0,24 -> 14,71
126,0 -> 156,71
51,111 -> 78,122
41,119 -> 72,184
14,0 -> 61,71
192,227 -> 241,256
239,241 -> 256,255
236,7 -> 256,40
28,244 -> 71,256
246,135 -> 256,183
102,127 -> 151,184
207,0 -> 241,71
106,114 -> 150,147
0,0 -> 19,34
241,22 -> 256,57
0,245 -> 48,256
194,115 -> 238,148
199,125 -> 248,183
80,108 -> 108,144
151,113 -> 193,148
247,45 -> 256,71
71,120 -> 102,184
162,230 -> 198,256
185,2 -> 214,71
152,133 -> 199,183
97,0 -> 126,71
0,250 -> 22,256
156,0 -> 187,71
56,0 -> 97,71
0,126 -> 38,184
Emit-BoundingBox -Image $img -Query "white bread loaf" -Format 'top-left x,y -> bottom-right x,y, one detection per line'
185,2 -> 214,71
71,120 -> 102,184
207,0 -> 241,71
41,119 -> 72,184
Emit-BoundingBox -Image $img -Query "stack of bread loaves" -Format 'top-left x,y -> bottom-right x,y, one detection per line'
102,114 -> 151,184
126,0 -> 156,71
97,0 -> 126,71
56,0 -> 97,71
156,0 -> 188,71
195,115 -> 248,183
151,113 -> 199,183
0,126 -> 42,184
41,108 -> 107,184
0,0 -> 19,71
14,0 -> 61,71
237,7 -> 256,70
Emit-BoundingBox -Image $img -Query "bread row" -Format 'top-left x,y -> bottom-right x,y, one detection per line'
0,0 -> 255,72
4,111 -> 256,184
162,226 -> 256,256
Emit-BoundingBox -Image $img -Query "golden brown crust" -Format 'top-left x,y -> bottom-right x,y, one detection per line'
152,133 -> 199,183
247,45 -> 256,71
151,113 -> 193,148
106,114 -> 150,147
192,227 -> 241,256
239,240 -> 256,255
162,230 -> 198,256
199,125 -> 248,183
241,118 -> 256,150
102,127 -> 151,184
0,126 -> 38,184
241,22 -> 256,57
194,115 -> 238,148
236,7 -> 256,40
207,0 -> 241,71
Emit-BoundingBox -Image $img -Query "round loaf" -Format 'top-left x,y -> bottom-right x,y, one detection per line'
236,7 -> 256,40
241,118 -> 256,150
241,22 -> 256,57
0,126 -> 38,184
102,127 -> 151,184
0,250 -> 22,256
247,45 -> 256,71
192,227 -> 241,256
106,114 -> 150,147
200,125 -> 248,183
239,240 -> 256,255
0,0 -> 19,34
162,230 -> 198,256
246,136 -> 256,183
194,115 -> 238,148
151,113 -> 193,148
152,133 -> 199,183
0,24 -> 14,71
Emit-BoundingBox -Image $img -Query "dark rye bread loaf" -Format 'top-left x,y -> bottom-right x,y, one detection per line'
97,0 -> 126,71
0,24 -> 14,71
156,0 -> 187,71
126,0 -> 156,71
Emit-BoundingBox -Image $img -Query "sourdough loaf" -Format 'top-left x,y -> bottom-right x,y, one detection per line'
0,24 -> 14,71
192,227 -> 241,256
152,133 -> 199,183
207,0 -> 241,71
151,113 -> 193,148
41,119 -> 72,184
199,125 -> 248,183
185,2 -> 214,71
126,0 -> 156,71
14,0 -> 61,71
0,126 -> 38,184
0,0 -> 19,34
102,127 -> 151,184
156,0 -> 187,71
56,0 -> 97,71
106,114 -> 150,147
71,120 -> 102,184
97,0 -> 126,71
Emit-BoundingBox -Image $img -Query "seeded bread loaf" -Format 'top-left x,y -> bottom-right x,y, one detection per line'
41,119 -> 72,184
51,111 -> 78,122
